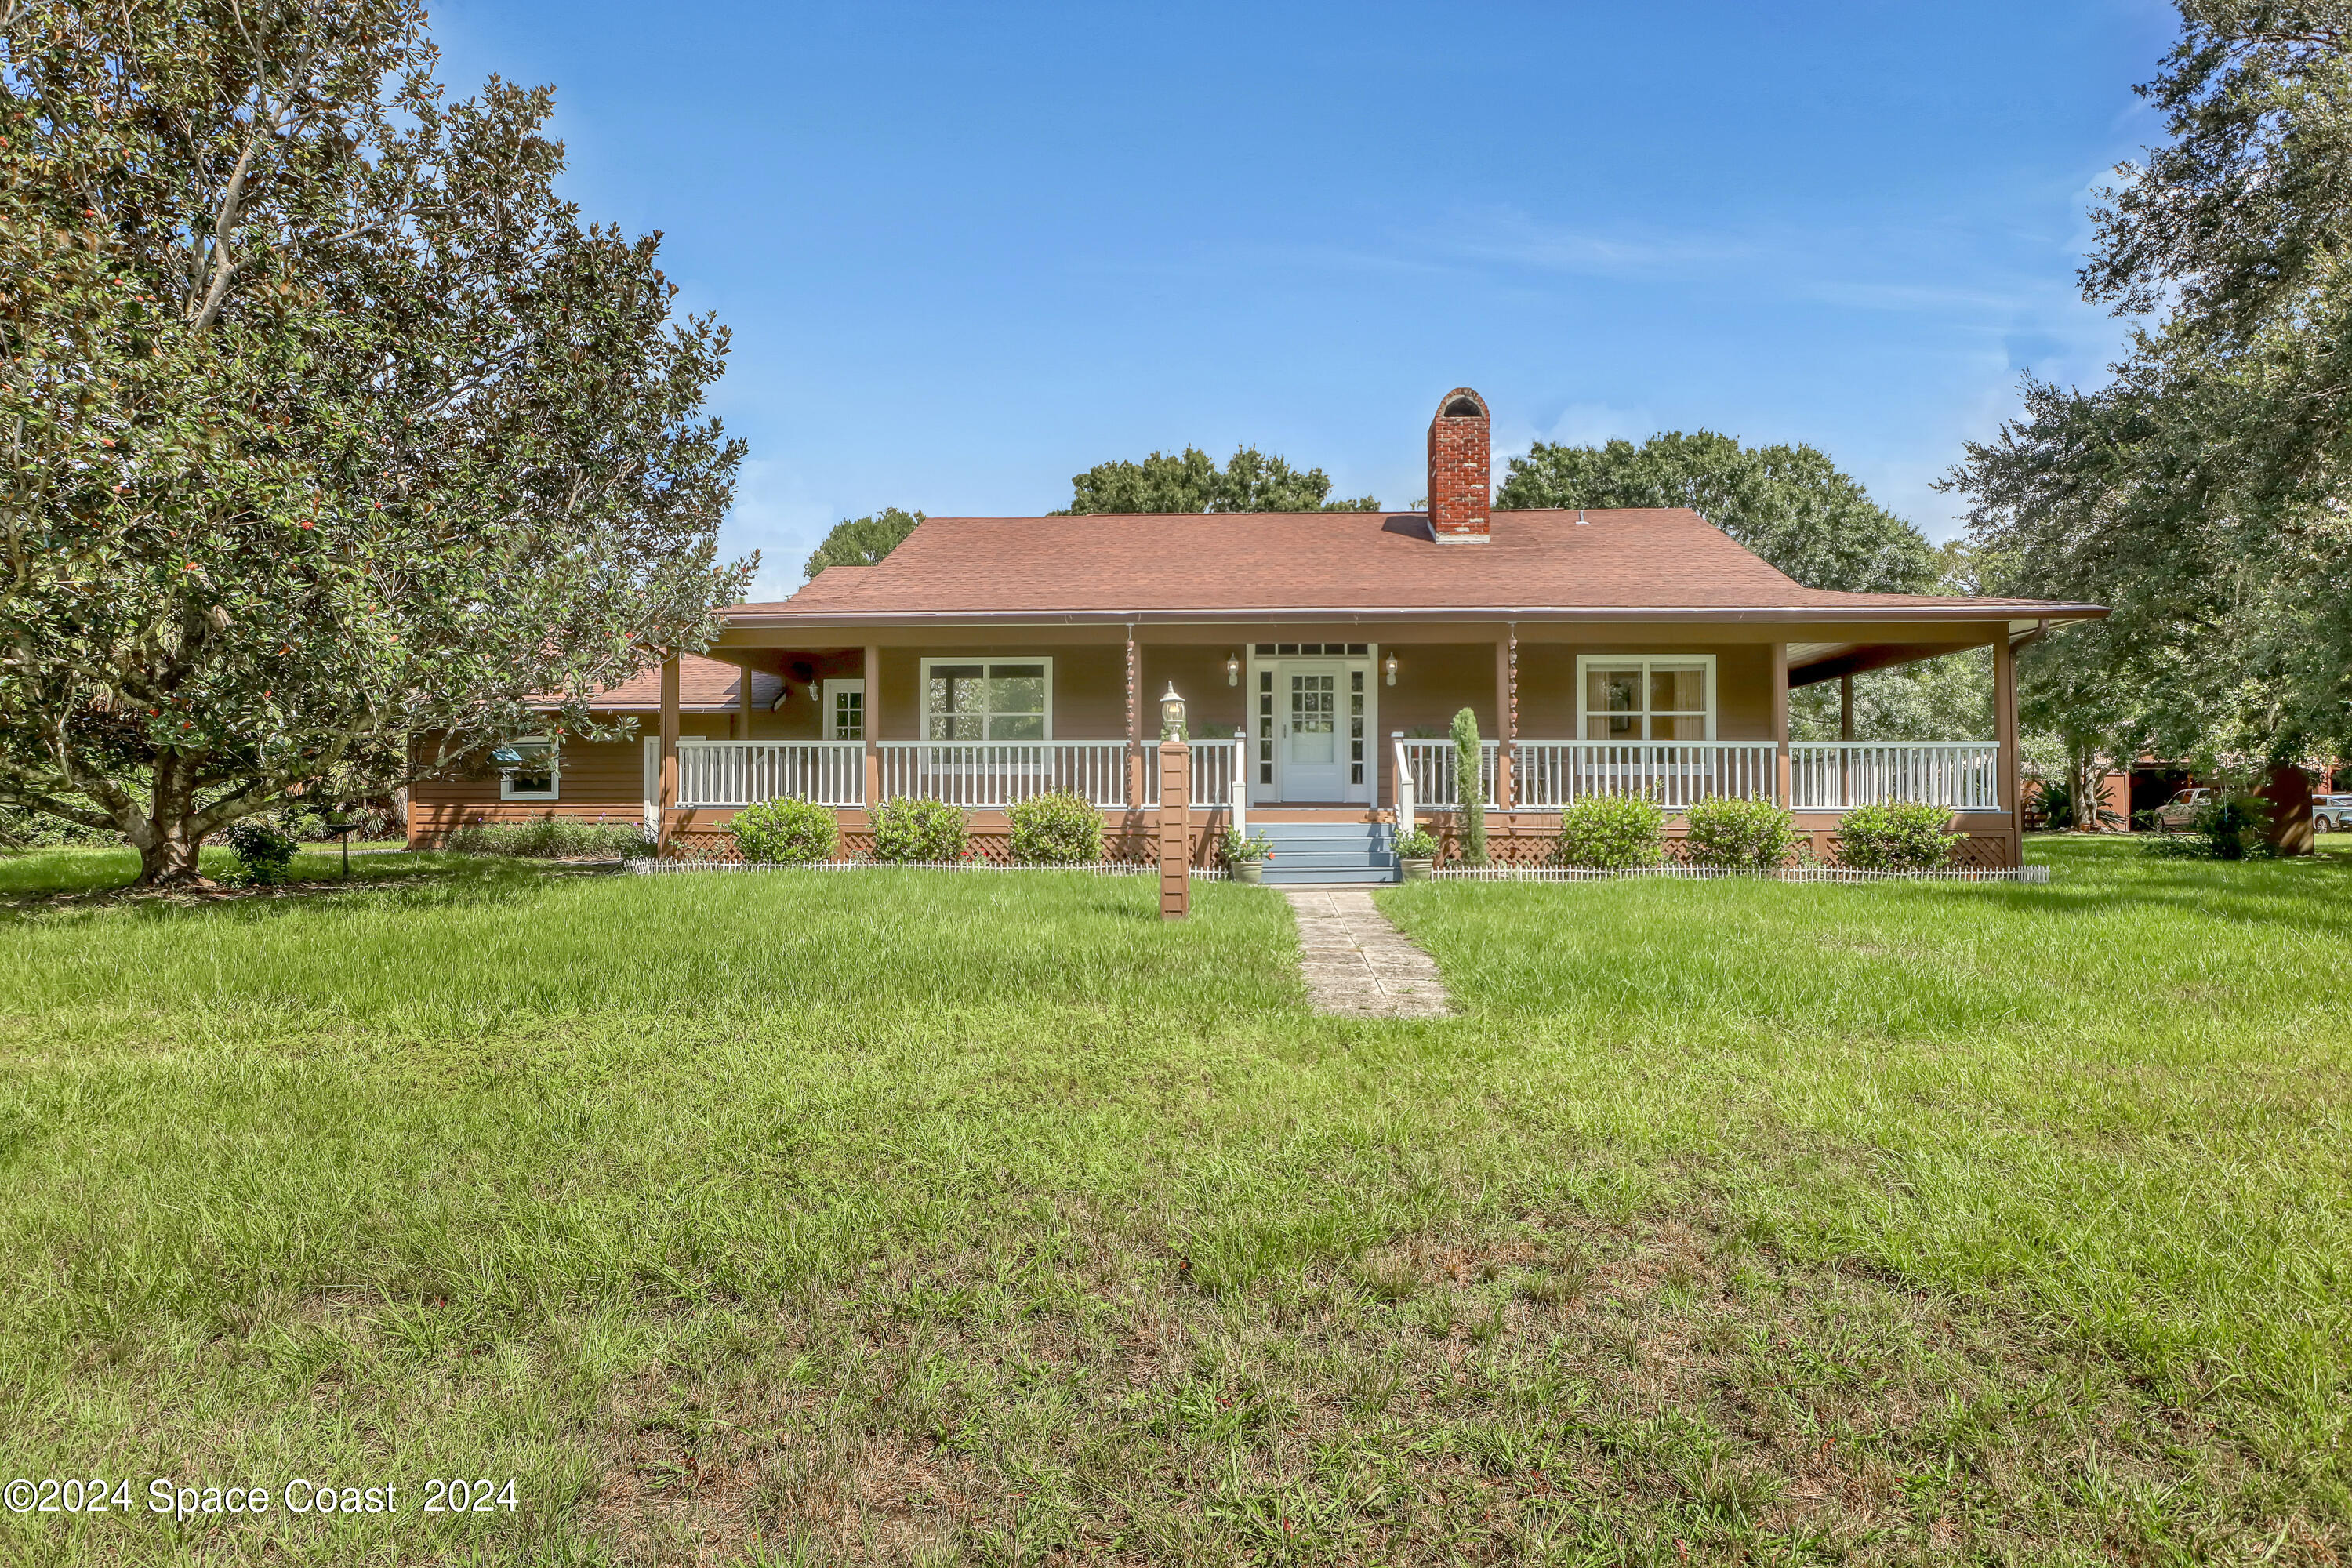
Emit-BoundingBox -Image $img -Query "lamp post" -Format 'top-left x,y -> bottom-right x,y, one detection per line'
1158,685 -> 1189,920
321,813 -> 358,879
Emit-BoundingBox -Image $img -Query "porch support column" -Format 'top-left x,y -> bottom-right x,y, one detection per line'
1494,629 -> 1515,811
862,643 -> 880,810
1770,642 -> 1791,807
738,657 -> 755,738
657,652 -> 681,854
1838,675 -> 1853,741
1126,627 -> 1141,810
1994,628 -> 2021,867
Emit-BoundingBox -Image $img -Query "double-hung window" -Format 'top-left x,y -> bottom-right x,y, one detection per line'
497,736 -> 560,800
921,659 -> 1051,741
1579,656 -> 1715,742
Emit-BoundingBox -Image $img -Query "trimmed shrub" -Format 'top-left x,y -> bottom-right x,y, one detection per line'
223,819 -> 299,884
1835,802 -> 1961,870
1394,826 -> 1441,860
728,798 -> 838,864
1008,790 -> 1102,865
2141,789 -> 2270,860
1552,794 -> 1666,869
869,796 -> 967,862
442,818 -> 650,858
1451,707 -> 1487,864
1680,796 -> 1800,869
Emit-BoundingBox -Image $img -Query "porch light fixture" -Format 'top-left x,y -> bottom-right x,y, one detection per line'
1160,683 -> 1187,742
1225,652 -> 1240,686
1384,652 -> 1399,686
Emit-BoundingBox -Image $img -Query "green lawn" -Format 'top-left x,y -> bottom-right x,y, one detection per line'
0,840 -> 2344,1563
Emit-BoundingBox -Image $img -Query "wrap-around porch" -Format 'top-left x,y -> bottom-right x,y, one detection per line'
651,623 -> 2030,869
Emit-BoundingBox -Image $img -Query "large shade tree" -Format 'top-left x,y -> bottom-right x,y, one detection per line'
1947,0 -> 2352,769
1059,445 -> 1380,514
802,507 -> 922,579
0,0 -> 750,885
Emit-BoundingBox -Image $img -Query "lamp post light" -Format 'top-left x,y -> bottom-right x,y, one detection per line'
1160,682 -> 1187,742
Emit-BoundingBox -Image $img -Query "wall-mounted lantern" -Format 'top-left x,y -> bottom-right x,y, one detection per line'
1384,651 -> 1399,687
1225,652 -> 1240,686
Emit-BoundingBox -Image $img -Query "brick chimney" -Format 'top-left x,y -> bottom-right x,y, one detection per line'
1426,387 -> 1490,542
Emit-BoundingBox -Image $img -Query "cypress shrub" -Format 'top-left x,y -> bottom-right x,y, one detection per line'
1451,706 -> 1487,864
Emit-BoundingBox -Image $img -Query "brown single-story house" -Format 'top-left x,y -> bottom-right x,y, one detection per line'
411,388 -> 2107,880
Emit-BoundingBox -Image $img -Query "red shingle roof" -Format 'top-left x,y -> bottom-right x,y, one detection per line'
588,653 -> 782,711
728,509 -> 2099,624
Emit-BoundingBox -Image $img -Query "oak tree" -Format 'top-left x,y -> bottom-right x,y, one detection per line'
1060,445 -> 1379,514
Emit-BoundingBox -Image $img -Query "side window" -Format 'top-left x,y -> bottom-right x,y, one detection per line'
498,737 -> 558,800
825,680 -> 865,742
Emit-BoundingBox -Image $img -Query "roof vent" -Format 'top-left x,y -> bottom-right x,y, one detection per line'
1425,387 -> 1490,544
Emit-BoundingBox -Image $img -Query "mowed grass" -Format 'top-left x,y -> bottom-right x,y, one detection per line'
0,841 -> 2344,1564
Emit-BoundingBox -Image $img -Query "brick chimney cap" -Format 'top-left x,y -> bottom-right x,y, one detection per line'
1435,387 -> 1488,420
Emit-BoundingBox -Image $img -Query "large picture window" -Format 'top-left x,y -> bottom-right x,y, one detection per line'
497,736 -> 559,800
1578,656 -> 1715,742
920,659 -> 1051,741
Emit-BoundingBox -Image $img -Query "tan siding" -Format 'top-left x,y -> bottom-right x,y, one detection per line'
1140,644 -> 1246,740
1378,643 -> 1499,739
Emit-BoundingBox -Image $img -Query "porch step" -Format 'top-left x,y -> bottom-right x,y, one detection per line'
1254,821 -> 1398,885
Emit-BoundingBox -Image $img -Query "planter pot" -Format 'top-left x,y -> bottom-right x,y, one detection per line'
1400,857 -> 1434,882
1232,860 -> 1265,884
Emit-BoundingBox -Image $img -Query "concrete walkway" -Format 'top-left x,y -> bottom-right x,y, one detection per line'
1279,887 -> 1452,1019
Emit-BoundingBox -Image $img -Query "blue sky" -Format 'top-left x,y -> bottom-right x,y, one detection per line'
434,0 -> 2180,597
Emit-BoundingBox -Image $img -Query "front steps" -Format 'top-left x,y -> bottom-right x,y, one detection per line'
1254,820 -> 1398,884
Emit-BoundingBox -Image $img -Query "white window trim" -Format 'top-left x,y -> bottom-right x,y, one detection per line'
499,734 -> 561,800
822,678 -> 866,742
1574,654 -> 1718,742
918,656 -> 1054,742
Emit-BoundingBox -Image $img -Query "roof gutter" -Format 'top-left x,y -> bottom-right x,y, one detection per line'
724,603 -> 2111,629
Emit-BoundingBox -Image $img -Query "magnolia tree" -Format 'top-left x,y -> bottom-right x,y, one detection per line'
0,0 -> 751,884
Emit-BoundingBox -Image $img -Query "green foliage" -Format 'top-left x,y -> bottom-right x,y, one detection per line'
1059,445 -> 1380,514
1680,796 -> 1800,869
869,796 -> 967,862
727,798 -> 838,864
0,804 -> 119,849
1393,826 -> 1441,860
2143,789 -> 2271,860
1834,803 -> 1962,870
1220,828 -> 1273,863
1450,708 -> 1486,865
802,508 -> 924,580
441,818 -> 650,859
0,0 -> 750,885
1788,651 -> 1994,742
1497,430 -> 1938,593
1551,794 -> 1667,869
1007,790 -> 1102,865
1946,4 -> 2352,768
222,819 -> 298,884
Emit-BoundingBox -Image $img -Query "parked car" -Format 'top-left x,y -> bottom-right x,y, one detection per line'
2315,793 -> 2352,833
2151,787 -> 2209,831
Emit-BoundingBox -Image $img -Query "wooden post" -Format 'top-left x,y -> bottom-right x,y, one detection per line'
1994,630 -> 2021,867
1494,627 -> 1516,813
1838,674 -> 1853,742
1770,642 -> 1791,807
1159,737 -> 1189,920
1126,628 -> 1142,810
862,643 -> 880,810
657,652 -> 681,854
739,658 -> 755,738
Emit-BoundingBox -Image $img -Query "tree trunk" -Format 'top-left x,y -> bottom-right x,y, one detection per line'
133,830 -> 209,887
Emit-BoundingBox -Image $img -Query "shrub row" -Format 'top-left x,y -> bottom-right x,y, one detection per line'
1522,795 -> 1961,871
724,790 -> 1106,866
441,819 -> 652,859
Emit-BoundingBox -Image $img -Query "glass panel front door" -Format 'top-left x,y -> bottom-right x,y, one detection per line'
1282,665 -> 1346,800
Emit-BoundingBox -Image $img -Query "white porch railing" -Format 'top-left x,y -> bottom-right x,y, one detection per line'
677,740 -> 864,808
1791,742 -> 2000,811
1189,738 -> 1240,809
1514,741 -> 1780,809
1397,738 -> 1500,809
877,740 -> 1128,808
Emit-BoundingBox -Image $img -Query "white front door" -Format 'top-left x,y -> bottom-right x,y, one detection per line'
1281,662 -> 1346,800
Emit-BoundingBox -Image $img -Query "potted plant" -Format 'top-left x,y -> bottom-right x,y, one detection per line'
1395,824 -> 1440,880
1221,827 -> 1273,884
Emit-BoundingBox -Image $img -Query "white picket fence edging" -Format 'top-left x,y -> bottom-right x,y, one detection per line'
1426,862 -> 2049,884
625,856 -> 1228,880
